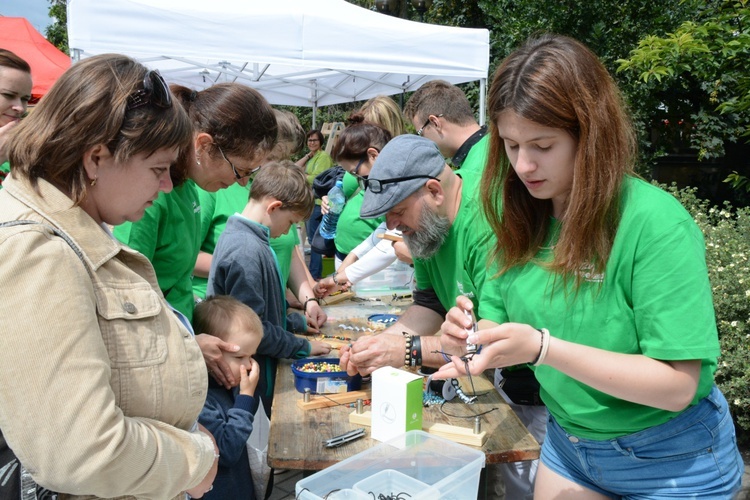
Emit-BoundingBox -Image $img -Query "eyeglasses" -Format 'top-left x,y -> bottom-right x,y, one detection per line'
307,138 -> 320,143
416,114 -> 443,136
353,157 -> 366,176
218,146 -> 261,180
126,70 -> 172,111
361,175 -> 440,194
355,174 -> 369,192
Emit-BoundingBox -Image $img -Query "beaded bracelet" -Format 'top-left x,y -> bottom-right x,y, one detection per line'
403,332 -> 412,368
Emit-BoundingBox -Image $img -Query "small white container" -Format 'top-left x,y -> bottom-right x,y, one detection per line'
353,469 -> 438,499
353,260 -> 414,298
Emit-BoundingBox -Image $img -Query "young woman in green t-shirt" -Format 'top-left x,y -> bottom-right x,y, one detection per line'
437,34 -> 742,498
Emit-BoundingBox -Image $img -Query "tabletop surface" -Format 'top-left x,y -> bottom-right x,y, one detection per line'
268,297 -> 540,470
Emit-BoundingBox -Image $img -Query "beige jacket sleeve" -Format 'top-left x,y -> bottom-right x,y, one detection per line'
0,228 -> 214,499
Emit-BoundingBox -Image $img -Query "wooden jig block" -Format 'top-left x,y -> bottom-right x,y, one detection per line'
424,422 -> 487,447
296,389 -> 371,410
348,409 -> 372,426
321,291 -> 355,305
347,410 -> 487,447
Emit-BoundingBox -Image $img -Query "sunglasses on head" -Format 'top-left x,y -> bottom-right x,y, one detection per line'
126,70 -> 172,111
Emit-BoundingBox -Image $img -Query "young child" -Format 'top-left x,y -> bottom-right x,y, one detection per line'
207,160 -> 331,419
194,295 -> 263,500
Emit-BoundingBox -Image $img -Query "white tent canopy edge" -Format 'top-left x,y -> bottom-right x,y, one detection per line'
67,0 -> 490,125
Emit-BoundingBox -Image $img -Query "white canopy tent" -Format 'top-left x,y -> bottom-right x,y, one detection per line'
67,0 -> 490,126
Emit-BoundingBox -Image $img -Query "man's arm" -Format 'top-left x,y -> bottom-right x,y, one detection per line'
342,301 -> 448,376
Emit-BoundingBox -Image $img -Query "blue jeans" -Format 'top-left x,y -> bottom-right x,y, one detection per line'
306,205 -> 323,279
541,385 -> 743,498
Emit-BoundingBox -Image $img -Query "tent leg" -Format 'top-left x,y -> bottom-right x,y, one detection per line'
479,78 -> 486,126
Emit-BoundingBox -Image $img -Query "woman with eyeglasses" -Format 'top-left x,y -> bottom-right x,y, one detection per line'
316,97 -> 411,294
316,118 -> 407,294
0,49 -> 32,188
0,54 -> 219,499
192,109 -> 328,389
296,129 -> 334,279
113,82 -> 277,328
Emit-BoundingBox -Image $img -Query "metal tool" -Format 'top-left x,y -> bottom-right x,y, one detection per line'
464,309 -> 479,355
324,428 -> 366,448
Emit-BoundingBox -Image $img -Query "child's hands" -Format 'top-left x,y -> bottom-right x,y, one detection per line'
309,340 -> 332,356
239,359 -> 260,397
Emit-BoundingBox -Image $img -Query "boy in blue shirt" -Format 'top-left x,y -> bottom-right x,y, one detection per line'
207,160 -> 331,419
194,295 -> 263,499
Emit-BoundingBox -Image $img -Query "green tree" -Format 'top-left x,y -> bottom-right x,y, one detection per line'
45,0 -> 68,55
618,0 -> 750,161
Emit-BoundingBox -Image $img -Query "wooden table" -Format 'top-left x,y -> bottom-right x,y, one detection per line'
268,297 -> 540,471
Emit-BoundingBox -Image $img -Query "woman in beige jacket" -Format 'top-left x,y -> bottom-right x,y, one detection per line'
0,54 -> 218,499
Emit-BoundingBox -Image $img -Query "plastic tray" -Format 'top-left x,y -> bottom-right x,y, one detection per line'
296,430 -> 485,500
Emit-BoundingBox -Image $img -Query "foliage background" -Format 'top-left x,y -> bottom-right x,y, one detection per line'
44,0 -> 750,437
665,184 -> 750,440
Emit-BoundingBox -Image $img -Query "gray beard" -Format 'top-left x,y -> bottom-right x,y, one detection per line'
401,203 -> 451,259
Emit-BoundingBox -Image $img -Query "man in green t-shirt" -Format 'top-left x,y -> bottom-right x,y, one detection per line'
339,134 -> 492,373
339,134 -> 544,500
403,79 -> 488,175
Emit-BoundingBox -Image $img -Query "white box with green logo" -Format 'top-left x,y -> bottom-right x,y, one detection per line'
371,366 -> 423,443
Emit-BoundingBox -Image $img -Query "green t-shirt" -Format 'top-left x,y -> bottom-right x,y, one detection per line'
0,161 -> 10,189
479,176 -> 720,440
113,180 -> 203,321
192,182 -> 300,300
306,150 -> 335,206
334,172 -> 384,255
413,170 -> 495,318
457,134 -> 489,176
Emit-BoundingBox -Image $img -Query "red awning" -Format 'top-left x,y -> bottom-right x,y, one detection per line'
0,17 -> 70,101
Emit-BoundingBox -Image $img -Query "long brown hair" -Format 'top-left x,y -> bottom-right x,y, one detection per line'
170,83 -> 277,185
483,34 -> 636,286
9,54 -> 192,204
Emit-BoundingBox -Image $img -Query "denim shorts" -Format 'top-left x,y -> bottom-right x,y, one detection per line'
540,385 -> 743,499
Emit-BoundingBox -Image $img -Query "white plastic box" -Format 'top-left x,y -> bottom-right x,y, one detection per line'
295,430 -> 485,500
353,259 -> 414,298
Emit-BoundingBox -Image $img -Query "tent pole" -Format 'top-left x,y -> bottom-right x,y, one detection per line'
479,78 -> 486,126
311,80 -> 318,129
71,48 -> 81,63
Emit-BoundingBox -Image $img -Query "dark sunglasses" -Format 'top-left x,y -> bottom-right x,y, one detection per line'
126,70 -> 172,111
218,146 -> 261,180
362,175 -> 440,194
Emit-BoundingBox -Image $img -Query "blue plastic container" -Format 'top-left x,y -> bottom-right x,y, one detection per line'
291,358 -> 363,394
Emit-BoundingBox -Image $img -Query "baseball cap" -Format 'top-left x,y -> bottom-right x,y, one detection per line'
360,135 -> 446,219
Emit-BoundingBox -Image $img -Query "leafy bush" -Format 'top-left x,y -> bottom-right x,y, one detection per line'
663,182 -> 750,440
